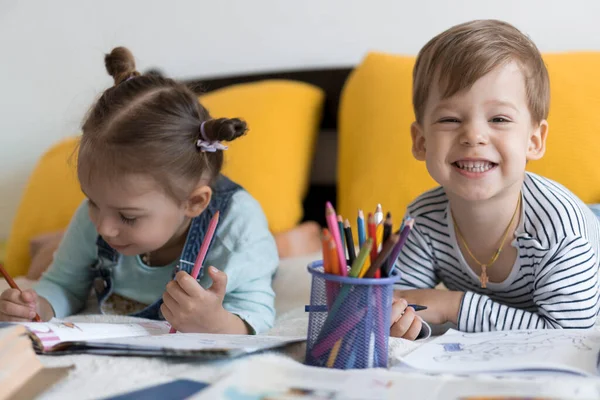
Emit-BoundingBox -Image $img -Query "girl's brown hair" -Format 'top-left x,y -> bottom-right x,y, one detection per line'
78,46 -> 247,202
412,19 -> 550,124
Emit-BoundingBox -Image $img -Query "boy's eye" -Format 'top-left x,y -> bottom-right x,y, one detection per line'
491,117 -> 511,123
120,214 -> 137,226
438,117 -> 460,123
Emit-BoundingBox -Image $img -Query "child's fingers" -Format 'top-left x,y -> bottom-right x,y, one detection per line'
390,298 -> 408,326
19,289 -> 38,304
165,280 -> 190,305
162,291 -> 178,311
390,307 -> 417,338
402,314 -> 423,340
159,302 -> 174,324
173,271 -> 204,298
206,266 -> 227,300
0,288 -> 23,302
0,299 -> 37,321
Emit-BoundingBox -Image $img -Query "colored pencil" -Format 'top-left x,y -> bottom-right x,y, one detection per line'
363,232 -> 400,278
326,202 -> 347,276
343,219 -> 356,265
357,209 -> 366,247
367,213 -> 377,262
383,212 -> 392,244
337,215 -> 346,252
374,203 -> 384,225
367,213 -> 380,278
349,238 -> 373,277
0,263 -> 41,322
384,218 -> 415,277
170,211 -> 220,333
321,229 -> 335,307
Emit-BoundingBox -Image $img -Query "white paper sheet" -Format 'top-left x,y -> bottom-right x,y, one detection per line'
396,328 -> 600,376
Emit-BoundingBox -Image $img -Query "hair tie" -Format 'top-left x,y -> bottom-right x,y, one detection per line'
196,121 -> 228,152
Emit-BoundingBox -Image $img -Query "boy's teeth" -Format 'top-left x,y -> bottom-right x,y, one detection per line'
455,160 -> 494,172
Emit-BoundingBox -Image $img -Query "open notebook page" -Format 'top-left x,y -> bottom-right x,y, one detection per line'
18,319 -> 171,351
396,328 -> 600,377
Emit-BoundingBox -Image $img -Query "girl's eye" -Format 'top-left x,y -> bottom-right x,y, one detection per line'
120,214 -> 137,226
491,117 -> 511,123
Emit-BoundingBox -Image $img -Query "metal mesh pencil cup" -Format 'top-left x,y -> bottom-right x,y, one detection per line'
304,260 -> 400,369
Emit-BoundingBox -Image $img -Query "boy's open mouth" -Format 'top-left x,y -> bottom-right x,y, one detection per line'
452,160 -> 497,173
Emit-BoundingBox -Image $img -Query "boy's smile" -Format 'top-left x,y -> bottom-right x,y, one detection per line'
411,61 -> 548,203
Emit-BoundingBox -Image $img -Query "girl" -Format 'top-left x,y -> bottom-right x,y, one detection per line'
0,47 -> 278,334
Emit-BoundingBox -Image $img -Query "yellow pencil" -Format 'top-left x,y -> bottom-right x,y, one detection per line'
326,339 -> 343,367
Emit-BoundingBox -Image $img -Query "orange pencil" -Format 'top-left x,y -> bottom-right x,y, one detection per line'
0,263 -> 41,322
321,229 -> 332,274
328,234 -> 340,276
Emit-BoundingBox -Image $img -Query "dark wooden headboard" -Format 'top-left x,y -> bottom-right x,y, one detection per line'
179,67 -> 355,227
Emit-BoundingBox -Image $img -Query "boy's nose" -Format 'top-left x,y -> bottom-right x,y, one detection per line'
460,122 -> 488,146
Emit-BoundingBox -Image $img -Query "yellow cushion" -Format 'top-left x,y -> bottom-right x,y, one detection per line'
526,52 -> 600,203
338,51 -> 600,230
338,52 -> 436,229
5,80 -> 323,276
5,137 -> 84,277
201,80 -> 324,233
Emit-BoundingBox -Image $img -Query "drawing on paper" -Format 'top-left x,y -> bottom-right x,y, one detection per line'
434,330 -> 600,363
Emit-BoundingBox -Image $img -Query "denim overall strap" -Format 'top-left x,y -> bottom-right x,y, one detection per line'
90,236 -> 121,307
131,174 -> 243,320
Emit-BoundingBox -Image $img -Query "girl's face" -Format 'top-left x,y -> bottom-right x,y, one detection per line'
80,174 -> 190,257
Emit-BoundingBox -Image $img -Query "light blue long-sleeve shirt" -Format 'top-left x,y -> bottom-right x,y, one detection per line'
34,190 -> 279,334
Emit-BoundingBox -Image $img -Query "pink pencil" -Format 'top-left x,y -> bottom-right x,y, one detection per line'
326,202 -> 347,276
169,210 -> 221,333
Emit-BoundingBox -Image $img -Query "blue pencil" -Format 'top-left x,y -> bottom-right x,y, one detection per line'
357,209 -> 366,247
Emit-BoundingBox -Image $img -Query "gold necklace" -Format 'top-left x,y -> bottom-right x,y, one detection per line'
452,195 -> 521,288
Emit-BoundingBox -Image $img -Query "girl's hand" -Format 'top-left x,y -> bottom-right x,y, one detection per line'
161,266 -> 248,334
394,289 -> 464,325
390,298 -> 423,340
0,288 -> 40,322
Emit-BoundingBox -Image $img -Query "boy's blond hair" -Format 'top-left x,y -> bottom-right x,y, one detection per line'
412,19 -> 550,124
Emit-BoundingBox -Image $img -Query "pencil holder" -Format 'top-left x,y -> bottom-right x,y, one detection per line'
304,260 -> 400,369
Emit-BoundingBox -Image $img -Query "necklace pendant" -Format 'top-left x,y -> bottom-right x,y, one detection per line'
480,264 -> 489,288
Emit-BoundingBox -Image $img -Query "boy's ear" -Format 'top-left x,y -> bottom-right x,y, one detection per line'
526,120 -> 548,161
184,185 -> 212,218
411,122 -> 427,161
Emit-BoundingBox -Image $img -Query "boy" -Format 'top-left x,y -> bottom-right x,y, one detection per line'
390,19 -> 600,339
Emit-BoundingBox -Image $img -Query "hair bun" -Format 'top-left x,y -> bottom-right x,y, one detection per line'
105,47 -> 140,85
202,118 -> 248,142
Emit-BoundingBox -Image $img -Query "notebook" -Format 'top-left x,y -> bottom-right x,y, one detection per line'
396,328 -> 600,376
5,319 -> 305,359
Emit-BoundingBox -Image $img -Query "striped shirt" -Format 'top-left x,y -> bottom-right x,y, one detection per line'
395,172 -> 600,332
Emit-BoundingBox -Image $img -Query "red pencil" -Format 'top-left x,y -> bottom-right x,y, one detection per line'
0,263 -> 41,322
170,210 -> 220,333
367,213 -> 380,277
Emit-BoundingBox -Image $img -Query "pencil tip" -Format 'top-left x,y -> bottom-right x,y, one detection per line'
344,218 -> 350,227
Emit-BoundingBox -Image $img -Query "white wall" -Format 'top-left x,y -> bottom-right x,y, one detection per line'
1,0 -> 600,238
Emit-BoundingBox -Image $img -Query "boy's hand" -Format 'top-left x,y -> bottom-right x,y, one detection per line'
161,267 -> 247,334
0,288 -> 40,322
394,289 -> 464,325
390,298 -> 422,340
